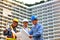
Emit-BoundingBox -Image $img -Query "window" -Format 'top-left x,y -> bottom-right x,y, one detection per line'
43,24 -> 47,26
44,27 -> 48,29
53,17 -> 60,21
54,31 -> 60,34
12,9 -> 20,13
49,36 -> 54,38
0,16 -> 2,18
43,21 -> 47,23
48,13 -> 52,15
12,7 -> 19,10
48,29 -> 53,32
48,23 -> 53,25
42,8 -> 47,10
0,8 -> 3,11
0,19 -> 2,21
0,12 -> 3,14
55,34 -> 60,37
48,16 -> 52,18
0,33 -> 2,35
29,24 -> 32,26
43,14 -> 47,16
48,19 -> 53,22
43,17 -> 47,19
44,34 -> 48,36
44,37 -> 48,39
47,6 -> 52,9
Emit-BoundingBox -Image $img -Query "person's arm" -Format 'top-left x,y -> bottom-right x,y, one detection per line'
3,29 -> 8,36
33,25 -> 43,37
29,28 -> 33,35
29,28 -> 33,38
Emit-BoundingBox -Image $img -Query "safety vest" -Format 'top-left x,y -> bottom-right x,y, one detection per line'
6,26 -> 16,40
6,38 -> 16,40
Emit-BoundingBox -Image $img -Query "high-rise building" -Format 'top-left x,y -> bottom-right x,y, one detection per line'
0,0 -> 60,40
29,0 -> 60,40
0,0 -> 32,40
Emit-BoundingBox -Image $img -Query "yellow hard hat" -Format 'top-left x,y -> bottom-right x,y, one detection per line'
13,18 -> 18,22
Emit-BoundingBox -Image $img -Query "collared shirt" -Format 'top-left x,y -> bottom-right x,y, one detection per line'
20,27 -> 29,33
29,23 -> 43,40
24,27 -> 29,33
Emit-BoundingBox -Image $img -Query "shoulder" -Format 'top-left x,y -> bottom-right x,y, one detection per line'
37,24 -> 43,28
7,28 -> 11,31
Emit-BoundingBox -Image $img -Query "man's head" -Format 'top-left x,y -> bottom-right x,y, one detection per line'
31,15 -> 38,25
12,18 -> 18,28
22,19 -> 28,28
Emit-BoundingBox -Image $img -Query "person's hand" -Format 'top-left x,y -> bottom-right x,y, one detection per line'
4,29 -> 8,32
29,35 -> 33,38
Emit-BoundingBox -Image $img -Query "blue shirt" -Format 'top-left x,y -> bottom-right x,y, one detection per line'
29,24 -> 43,40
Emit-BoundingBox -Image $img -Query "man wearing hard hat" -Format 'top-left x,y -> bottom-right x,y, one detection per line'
22,19 -> 29,33
29,15 -> 43,40
3,18 -> 19,40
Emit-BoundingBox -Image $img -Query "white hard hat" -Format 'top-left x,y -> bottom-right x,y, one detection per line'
22,19 -> 28,22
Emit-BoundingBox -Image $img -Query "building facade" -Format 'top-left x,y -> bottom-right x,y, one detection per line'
0,0 -> 32,40
29,0 -> 60,40
0,0 -> 60,40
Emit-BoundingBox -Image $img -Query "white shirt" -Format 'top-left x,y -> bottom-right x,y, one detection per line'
20,27 -> 29,33
24,28 -> 29,32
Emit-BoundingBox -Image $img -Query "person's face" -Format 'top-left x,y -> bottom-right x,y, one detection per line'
23,22 -> 28,27
12,21 -> 18,28
32,20 -> 38,25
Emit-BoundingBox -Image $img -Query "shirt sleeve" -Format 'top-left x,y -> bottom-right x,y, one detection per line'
29,28 -> 33,35
33,25 -> 43,37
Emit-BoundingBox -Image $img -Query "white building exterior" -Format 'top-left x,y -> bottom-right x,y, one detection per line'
0,0 -> 60,40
